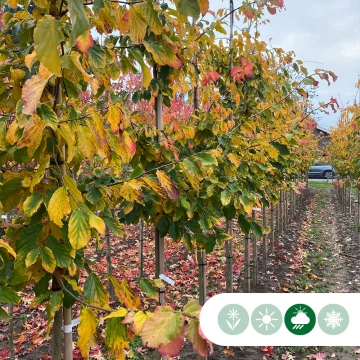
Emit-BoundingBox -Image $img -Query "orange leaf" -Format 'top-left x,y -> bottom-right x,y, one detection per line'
123,131 -> 136,158
156,170 -> 180,200
76,30 -> 94,56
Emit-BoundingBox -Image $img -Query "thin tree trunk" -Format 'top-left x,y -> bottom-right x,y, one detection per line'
154,229 -> 165,305
8,304 -> 15,360
138,219 -> 144,279
270,203 -> 275,254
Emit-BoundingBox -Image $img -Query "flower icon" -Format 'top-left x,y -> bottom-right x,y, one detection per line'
226,308 -> 241,331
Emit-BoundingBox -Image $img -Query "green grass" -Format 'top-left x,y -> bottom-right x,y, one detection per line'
307,181 -> 334,190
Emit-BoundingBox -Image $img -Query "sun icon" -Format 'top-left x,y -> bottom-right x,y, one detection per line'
255,307 -> 279,331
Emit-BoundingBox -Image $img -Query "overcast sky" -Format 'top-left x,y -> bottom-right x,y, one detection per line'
210,0 -> 360,128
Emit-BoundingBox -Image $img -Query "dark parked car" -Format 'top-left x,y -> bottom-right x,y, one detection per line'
308,164 -> 336,179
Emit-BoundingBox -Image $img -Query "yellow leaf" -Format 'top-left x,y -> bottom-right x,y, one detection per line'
109,276 -> 141,309
22,64 -> 52,115
111,180 -> 143,202
78,308 -> 99,360
123,131 -> 136,158
138,0 -> 162,35
101,308 -> 127,322
132,311 -> 154,335
197,0 -> 209,15
89,213 -> 105,235
129,5 -> 148,44
69,208 -> 91,249
17,114 -> 45,156
141,306 -> 184,350
48,187 -> 71,227
5,120 -> 20,145
85,113 -> 110,156
64,174 -> 83,203
0,239 -> 17,259
107,105 -> 121,132
142,177 -> 167,198
156,170 -> 179,200
76,125 -> 97,159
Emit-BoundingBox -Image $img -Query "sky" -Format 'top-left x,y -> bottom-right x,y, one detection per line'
210,0 -> 360,129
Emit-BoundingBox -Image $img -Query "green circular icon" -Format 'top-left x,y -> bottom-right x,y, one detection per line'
284,304 -> 316,335
251,304 -> 282,335
318,304 -> 349,335
218,304 -> 249,335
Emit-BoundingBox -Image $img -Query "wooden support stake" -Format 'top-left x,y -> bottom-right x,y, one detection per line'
105,225 -> 114,301
262,205 -> 267,270
251,210 -> 258,287
279,190 -> 284,236
225,220 -> 233,293
197,249 -> 207,305
270,203 -> 275,254
243,231 -> 251,293
138,219 -> 144,278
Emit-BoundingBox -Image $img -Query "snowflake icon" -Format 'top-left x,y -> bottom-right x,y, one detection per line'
324,310 -> 343,329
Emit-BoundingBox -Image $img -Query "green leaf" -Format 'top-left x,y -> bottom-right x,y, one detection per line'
143,41 -> 182,69
183,299 -> 201,317
168,221 -> 181,241
23,192 -> 44,217
84,273 -> 109,308
157,215 -> 170,237
178,0 -> 200,19
88,44 -> 106,68
272,141 -> 290,156
46,235 -> 72,268
250,222 -> 263,238
34,15 -> 64,76
15,224 -> 42,254
103,217 -> 124,237
238,214 -> 250,234
25,248 -> 40,268
40,246 -> 56,273
0,306 -> 11,322
0,178 -> 24,202
197,153 -> 218,166
93,0 -> 104,13
68,0 -> 90,44
37,104 -> 58,131
138,278 -> 158,300
183,232 -> 194,252
139,0 -> 163,35
69,208 -> 91,249
105,318 -> 128,360
183,158 -> 202,176
0,286 -> 20,304
220,190 -> 231,207
85,185 -> 103,204
223,203 -> 236,221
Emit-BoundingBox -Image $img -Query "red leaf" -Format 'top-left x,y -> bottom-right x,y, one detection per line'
230,58 -> 255,83
266,5 -> 277,15
271,0 -> 284,8
122,11 -> 130,22
201,71 -> 221,86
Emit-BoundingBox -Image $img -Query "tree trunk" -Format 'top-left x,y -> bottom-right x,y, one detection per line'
243,231 -> 251,293
262,205 -> 267,270
270,203 -> 274,254
105,225 -> 114,301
